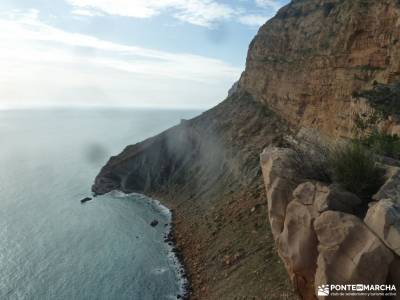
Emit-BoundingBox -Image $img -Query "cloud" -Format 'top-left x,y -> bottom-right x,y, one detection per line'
66,0 -> 286,28
255,0 -> 282,10
67,0 -> 236,27
238,14 -> 271,27
71,9 -> 104,17
0,9 -> 241,109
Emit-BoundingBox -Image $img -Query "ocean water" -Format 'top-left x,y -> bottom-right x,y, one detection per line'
0,108 -> 200,300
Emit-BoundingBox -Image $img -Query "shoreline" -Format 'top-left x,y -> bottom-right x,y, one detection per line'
163,210 -> 191,300
101,191 -> 191,300
91,91 -> 296,298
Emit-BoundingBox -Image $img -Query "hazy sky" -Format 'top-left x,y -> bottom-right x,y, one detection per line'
0,0 -> 288,109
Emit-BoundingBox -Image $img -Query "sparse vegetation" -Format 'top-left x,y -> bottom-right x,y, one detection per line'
328,141 -> 383,200
353,111 -> 400,159
353,82 -> 400,118
294,111 -> 395,201
363,131 -> 400,159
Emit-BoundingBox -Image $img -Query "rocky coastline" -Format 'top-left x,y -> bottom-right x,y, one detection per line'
93,0 -> 400,299
93,91 -> 296,299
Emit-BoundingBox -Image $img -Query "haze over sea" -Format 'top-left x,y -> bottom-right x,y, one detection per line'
0,108 -> 200,300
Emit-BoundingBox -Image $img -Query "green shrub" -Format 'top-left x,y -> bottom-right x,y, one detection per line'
353,82 -> 400,119
352,112 -> 400,159
328,142 -> 384,200
362,131 -> 400,159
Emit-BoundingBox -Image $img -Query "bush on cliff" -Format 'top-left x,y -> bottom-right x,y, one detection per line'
328,141 -> 384,200
353,111 -> 400,159
363,131 -> 400,159
352,82 -> 400,119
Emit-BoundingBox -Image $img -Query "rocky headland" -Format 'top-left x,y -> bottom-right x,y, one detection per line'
93,0 -> 400,299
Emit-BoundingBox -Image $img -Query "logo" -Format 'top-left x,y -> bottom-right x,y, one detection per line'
317,284 -> 396,297
317,285 -> 330,296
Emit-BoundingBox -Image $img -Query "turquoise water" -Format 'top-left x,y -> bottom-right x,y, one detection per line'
0,108 -> 200,300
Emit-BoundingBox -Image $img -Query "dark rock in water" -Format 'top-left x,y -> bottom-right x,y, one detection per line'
150,220 -> 159,227
80,197 -> 92,203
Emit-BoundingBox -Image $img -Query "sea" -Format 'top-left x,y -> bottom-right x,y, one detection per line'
0,108 -> 201,300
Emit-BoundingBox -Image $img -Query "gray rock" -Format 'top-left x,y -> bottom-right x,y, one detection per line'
365,199 -> 400,256
314,183 -> 361,214
373,167 -> 400,202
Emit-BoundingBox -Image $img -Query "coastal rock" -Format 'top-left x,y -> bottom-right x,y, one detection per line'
150,220 -> 159,227
260,147 -> 302,239
365,199 -> 400,256
314,211 -> 394,299
80,197 -> 92,203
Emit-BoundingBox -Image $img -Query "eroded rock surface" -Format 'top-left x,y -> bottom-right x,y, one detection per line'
261,147 -> 398,300
315,211 -> 394,300
240,0 -> 400,138
365,199 -> 400,256
260,147 -> 301,239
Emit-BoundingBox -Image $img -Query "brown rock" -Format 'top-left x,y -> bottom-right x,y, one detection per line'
277,199 -> 318,300
260,147 -> 302,239
239,0 -> 400,138
314,211 -> 394,300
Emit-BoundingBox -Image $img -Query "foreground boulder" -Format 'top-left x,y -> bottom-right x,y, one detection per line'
261,147 -> 399,299
365,199 -> 400,256
366,166 -> 400,256
260,146 -> 302,239
315,211 -> 394,300
277,182 -> 319,299
373,167 -> 400,202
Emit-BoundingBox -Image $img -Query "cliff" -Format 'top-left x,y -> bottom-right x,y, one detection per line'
93,92 -> 296,299
240,0 -> 400,138
93,0 -> 400,299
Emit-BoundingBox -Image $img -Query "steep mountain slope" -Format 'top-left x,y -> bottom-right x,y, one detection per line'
93,0 -> 400,299
93,91 -> 296,299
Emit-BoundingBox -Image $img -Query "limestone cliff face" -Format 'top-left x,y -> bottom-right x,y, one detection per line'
240,0 -> 400,137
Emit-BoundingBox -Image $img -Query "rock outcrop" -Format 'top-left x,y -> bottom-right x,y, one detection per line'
260,147 -> 301,238
315,211 -> 394,300
261,147 -> 399,299
365,166 -> 400,257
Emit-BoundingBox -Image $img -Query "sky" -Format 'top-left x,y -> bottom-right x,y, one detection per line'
0,0 -> 289,109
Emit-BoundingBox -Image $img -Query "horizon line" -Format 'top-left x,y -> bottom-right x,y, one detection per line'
0,103 -> 208,111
